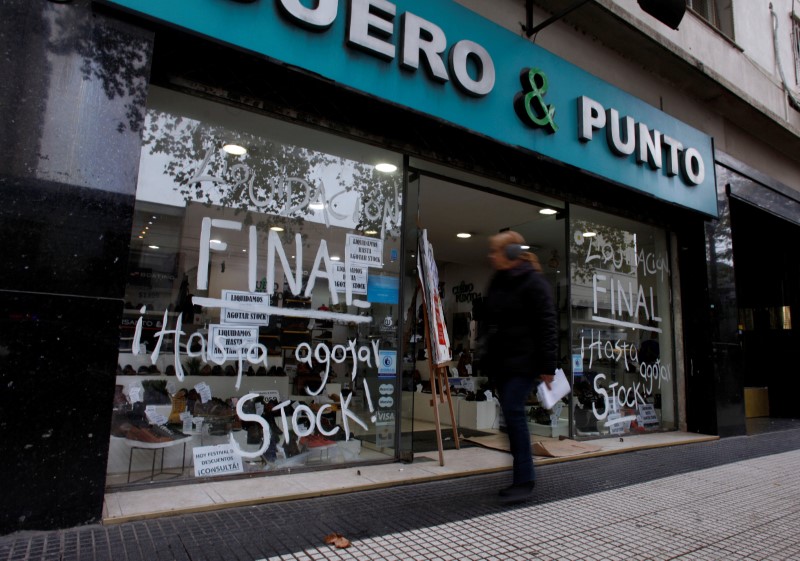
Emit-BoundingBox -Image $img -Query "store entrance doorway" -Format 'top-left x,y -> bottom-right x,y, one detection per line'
731,200 -> 800,420
401,169 -> 567,451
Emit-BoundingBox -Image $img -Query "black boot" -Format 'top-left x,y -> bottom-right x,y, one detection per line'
499,481 -> 535,503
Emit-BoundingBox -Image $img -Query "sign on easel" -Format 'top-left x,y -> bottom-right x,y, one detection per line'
417,228 -> 458,465
418,229 -> 451,365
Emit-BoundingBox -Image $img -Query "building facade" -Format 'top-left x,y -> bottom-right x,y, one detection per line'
1,0 -> 798,533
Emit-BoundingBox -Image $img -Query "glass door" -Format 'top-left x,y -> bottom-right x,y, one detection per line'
401,167 -> 567,450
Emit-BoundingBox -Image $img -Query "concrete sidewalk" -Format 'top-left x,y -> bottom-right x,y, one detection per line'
308,448 -> 800,561
3,426 -> 800,560
103,431 -> 718,524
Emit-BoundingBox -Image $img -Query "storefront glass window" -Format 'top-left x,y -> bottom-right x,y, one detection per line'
569,206 -> 676,437
108,87 -> 404,485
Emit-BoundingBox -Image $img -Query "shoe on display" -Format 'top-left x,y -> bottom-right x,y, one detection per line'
309,434 -> 335,447
126,425 -> 171,443
300,433 -> 334,448
152,424 -> 188,440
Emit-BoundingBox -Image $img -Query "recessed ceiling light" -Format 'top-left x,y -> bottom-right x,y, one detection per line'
365,229 -> 378,235
138,235 -> 143,239
270,226 -> 284,232
521,245 -> 530,250
330,256 -> 341,261
148,245 -> 159,249
222,143 -> 247,156
242,249 -> 247,253
375,163 -> 397,173
539,208 -> 558,215
456,232 -> 472,238
582,231 -> 597,238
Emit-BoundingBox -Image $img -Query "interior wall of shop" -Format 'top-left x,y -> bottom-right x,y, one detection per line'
730,200 -> 800,418
0,0 -> 153,533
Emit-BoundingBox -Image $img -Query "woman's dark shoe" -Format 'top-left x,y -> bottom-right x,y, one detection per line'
499,481 -> 535,502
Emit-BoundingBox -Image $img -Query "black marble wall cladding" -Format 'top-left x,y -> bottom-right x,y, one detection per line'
0,176 -> 136,298
0,0 -> 153,533
0,291 -> 123,533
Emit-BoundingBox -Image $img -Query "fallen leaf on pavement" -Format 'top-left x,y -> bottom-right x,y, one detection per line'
323,533 -> 351,548
333,536 -> 351,548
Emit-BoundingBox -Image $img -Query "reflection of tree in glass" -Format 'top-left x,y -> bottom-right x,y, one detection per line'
143,113 -> 333,214
570,220 -> 636,284
706,167 -> 734,269
143,111 -> 402,240
345,165 -> 402,238
47,6 -> 150,133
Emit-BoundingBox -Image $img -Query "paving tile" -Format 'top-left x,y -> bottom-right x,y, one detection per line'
6,430 -> 800,561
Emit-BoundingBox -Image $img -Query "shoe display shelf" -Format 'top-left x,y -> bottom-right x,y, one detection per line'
406,390 -> 498,430
115,374 -> 292,407
528,403 -> 570,439
107,402 -> 192,478
311,327 -> 333,343
310,316 -> 334,344
529,419 -> 570,438
116,433 -> 192,484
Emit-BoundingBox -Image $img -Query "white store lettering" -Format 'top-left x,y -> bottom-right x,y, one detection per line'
225,0 -> 495,97
578,95 -> 705,186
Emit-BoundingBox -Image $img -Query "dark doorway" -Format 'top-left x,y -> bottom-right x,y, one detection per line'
730,200 -> 800,418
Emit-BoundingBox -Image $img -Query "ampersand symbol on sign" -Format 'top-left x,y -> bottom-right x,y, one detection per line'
513,67 -> 558,134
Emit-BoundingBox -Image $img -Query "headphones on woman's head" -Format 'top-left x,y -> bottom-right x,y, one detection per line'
505,243 -> 524,260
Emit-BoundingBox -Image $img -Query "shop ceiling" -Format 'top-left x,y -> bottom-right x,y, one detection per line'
170,176 -> 562,272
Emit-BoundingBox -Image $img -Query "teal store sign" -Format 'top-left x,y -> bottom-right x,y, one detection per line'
104,0 -> 718,217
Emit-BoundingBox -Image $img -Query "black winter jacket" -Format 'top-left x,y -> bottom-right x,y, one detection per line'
482,261 -> 558,381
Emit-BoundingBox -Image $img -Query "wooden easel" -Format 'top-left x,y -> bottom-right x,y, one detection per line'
419,282 -> 460,466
